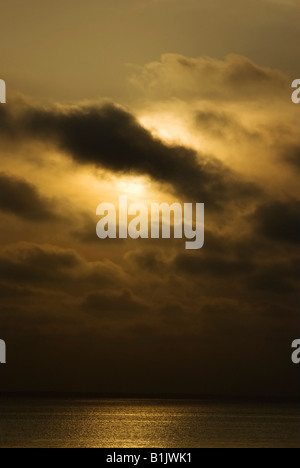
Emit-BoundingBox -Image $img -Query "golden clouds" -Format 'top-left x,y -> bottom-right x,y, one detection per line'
0,51 -> 299,396
130,54 -> 288,101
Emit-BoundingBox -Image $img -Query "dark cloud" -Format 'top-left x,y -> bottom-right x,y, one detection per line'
261,303 -> 300,320
252,200 -> 300,244
0,282 -> 34,299
173,235 -> 299,296
283,146 -> 300,171
174,252 -> 254,278
0,172 -> 56,221
1,102 -> 261,210
249,262 -> 299,294
82,289 -> 148,319
0,243 -> 81,285
0,243 -> 124,291
125,249 -> 168,273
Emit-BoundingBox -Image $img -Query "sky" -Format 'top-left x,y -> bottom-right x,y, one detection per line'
0,0 -> 299,397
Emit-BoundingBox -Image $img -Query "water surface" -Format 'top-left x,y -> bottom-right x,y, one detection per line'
0,398 -> 299,448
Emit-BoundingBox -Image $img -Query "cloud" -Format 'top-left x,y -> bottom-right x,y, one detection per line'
130,53 -> 289,101
0,172 -> 56,221
0,54 -> 298,397
82,289 -> 149,319
125,249 -> 169,273
0,282 -> 34,299
0,243 -> 81,284
249,260 -> 299,294
0,243 -> 124,291
174,252 -> 254,278
252,200 -> 300,244
283,146 -> 300,171
0,102 -> 261,210
195,109 -> 260,141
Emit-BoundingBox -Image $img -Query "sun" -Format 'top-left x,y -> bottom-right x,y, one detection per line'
117,177 -> 146,197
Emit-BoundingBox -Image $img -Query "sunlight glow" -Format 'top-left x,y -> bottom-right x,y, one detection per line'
139,113 -> 201,149
117,177 -> 146,196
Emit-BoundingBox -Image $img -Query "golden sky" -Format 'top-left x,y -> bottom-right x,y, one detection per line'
0,0 -> 299,397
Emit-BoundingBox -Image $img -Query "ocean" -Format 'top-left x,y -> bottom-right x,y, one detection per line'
0,398 -> 299,448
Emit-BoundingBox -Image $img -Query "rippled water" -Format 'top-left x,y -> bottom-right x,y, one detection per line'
0,398 -> 299,448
